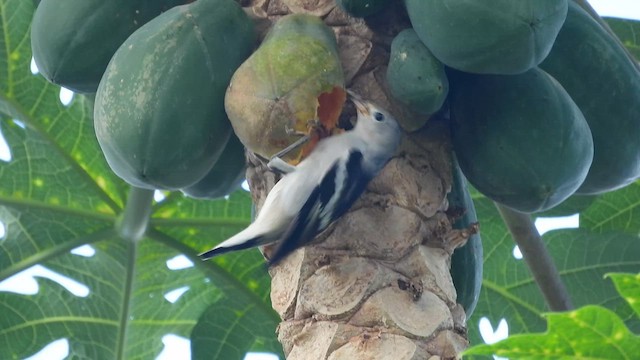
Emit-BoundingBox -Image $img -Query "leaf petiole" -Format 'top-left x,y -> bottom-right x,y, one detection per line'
495,202 -> 574,312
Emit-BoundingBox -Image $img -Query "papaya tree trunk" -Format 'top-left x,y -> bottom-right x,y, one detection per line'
243,1 -> 469,358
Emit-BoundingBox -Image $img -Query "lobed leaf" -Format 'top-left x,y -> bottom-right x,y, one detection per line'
465,273 -> 640,359
464,304 -> 640,359
467,196 -> 640,346
608,273 -> 640,317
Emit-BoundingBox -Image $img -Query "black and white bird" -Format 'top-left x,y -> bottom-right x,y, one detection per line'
199,92 -> 402,265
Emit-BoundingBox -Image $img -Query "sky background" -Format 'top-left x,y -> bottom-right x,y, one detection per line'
590,0 -> 640,19
0,1 -> 639,359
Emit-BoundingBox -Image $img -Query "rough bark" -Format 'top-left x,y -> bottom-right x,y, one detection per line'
242,1 -> 470,358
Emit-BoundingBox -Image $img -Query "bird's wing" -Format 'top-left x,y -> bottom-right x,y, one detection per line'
198,182 -> 291,260
321,149 -> 371,226
199,234 -> 266,260
267,150 -> 372,265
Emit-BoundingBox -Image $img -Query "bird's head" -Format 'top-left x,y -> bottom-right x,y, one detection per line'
347,90 -> 402,148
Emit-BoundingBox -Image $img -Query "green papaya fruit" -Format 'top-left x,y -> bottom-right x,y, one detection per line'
387,29 -> 448,116
449,68 -> 594,213
405,0 -> 568,74
448,157 -> 482,319
94,0 -> 255,190
540,3 -> 640,195
181,134 -> 246,199
31,0 -> 187,93
538,194 -> 598,217
335,0 -> 388,18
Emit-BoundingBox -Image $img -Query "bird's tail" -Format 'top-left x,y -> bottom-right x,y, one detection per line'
198,230 -> 266,260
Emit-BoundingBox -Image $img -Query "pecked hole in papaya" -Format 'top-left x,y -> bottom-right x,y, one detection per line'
298,87 -> 347,160
316,86 -> 347,131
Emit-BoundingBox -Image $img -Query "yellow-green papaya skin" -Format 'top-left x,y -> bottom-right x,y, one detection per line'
224,14 -> 344,159
31,0 -> 189,93
405,0 -> 568,75
450,68 -> 594,213
94,0 -> 255,190
540,3 -> 640,194
181,134 -> 246,200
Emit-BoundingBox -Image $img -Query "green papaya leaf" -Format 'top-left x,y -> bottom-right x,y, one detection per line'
580,181 -> 640,234
464,273 -> 640,359
191,296 -> 284,359
467,196 -> 640,346
608,273 -> 640,316
606,17 -> 640,60
0,1 -> 279,358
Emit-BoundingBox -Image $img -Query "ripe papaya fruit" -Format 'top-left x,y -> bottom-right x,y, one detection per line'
448,157 -> 482,319
387,28 -> 448,116
449,68 -> 594,213
225,14 -> 345,161
94,0 -> 255,190
181,134 -> 246,199
335,0 -> 388,18
405,0 -> 568,75
540,2 -> 640,194
31,0 -> 187,93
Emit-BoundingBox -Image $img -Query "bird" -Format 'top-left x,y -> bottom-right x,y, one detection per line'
199,91 -> 402,265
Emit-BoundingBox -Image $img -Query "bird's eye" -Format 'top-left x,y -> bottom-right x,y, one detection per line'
373,111 -> 385,122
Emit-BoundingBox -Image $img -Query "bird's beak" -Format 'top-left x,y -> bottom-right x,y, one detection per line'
347,89 -> 369,117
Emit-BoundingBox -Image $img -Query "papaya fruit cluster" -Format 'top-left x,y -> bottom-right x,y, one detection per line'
31,0 -> 351,198
382,0 -> 640,214
344,0 -> 639,315
31,0 -> 256,199
31,0 -> 639,316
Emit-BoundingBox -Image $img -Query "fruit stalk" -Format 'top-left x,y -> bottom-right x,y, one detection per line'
495,203 -> 574,312
116,186 -> 155,242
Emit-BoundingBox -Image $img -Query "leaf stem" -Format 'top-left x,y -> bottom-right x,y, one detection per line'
115,237 -> 137,360
116,186 -> 155,242
495,203 -> 574,311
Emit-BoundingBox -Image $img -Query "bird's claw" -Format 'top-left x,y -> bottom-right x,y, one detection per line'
267,156 -> 296,175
